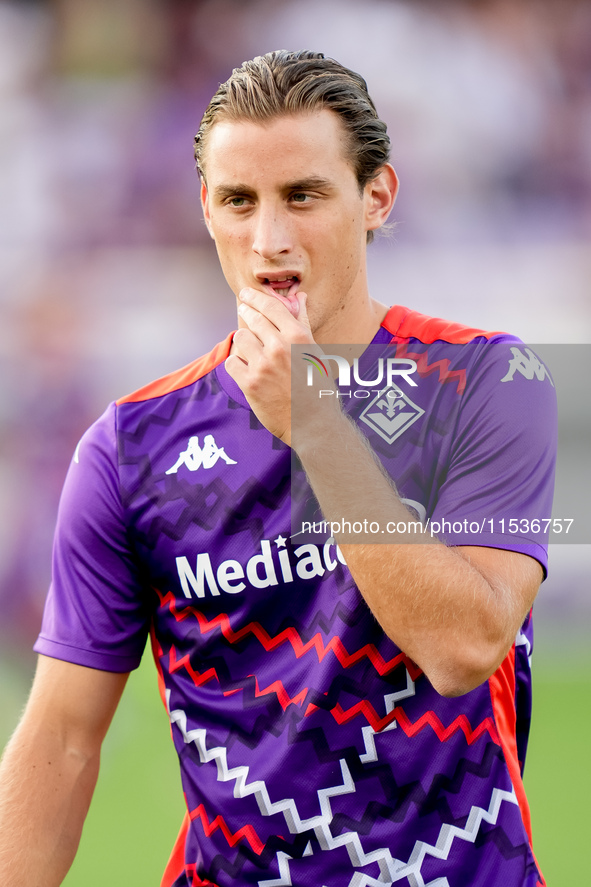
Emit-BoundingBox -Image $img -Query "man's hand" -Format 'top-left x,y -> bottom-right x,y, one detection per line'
225,287 -> 324,445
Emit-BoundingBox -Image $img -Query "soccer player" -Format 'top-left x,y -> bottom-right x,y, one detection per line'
0,51 -> 555,886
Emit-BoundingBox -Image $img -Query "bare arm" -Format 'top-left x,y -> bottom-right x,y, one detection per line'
0,655 -> 128,887
292,404 -> 542,696
227,288 -> 544,697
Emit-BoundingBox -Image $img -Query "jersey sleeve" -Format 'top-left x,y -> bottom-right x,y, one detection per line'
34,402 -> 150,672
428,339 -> 557,573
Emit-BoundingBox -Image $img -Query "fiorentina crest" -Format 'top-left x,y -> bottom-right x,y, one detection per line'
359,385 -> 424,444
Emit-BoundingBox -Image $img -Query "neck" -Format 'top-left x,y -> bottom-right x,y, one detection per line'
313,297 -> 389,346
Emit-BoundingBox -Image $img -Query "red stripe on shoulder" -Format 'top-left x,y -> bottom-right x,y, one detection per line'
116,332 -> 234,405
381,305 -> 504,344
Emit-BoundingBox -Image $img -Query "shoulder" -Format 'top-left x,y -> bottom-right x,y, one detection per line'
116,333 -> 234,406
381,305 -> 506,344
380,305 -> 556,390
70,333 -> 235,480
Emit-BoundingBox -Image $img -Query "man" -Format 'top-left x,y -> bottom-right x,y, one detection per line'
0,50 -> 555,886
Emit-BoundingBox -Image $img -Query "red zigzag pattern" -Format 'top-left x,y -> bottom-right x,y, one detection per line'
156,590 -> 422,680
188,803 -> 265,855
306,699 -> 499,745
394,342 -> 468,393
168,645 -> 309,711
167,641 -> 499,746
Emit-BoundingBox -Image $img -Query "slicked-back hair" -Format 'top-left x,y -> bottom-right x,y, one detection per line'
194,50 -> 391,213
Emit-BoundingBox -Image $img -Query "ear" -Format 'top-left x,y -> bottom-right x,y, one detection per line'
200,178 -> 215,240
364,163 -> 399,235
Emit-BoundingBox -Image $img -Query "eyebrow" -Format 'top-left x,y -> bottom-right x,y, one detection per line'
212,184 -> 253,201
283,177 -> 335,191
212,176 -> 335,201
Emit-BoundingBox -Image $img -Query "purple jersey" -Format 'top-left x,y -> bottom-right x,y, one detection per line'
35,306 -> 555,887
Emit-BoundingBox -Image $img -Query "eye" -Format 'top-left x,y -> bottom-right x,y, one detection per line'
228,196 -> 248,207
290,192 -> 312,203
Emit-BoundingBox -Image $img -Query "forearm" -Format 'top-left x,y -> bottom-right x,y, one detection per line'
293,408 -> 524,696
225,289 -> 541,696
0,657 -> 127,887
0,718 -> 99,887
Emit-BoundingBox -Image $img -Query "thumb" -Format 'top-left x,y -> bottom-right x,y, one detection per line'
294,291 -> 311,330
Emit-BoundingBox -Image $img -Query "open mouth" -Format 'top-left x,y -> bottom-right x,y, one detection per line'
263,275 -> 300,296
261,275 -> 301,316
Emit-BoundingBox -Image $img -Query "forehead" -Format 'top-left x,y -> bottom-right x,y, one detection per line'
201,109 -> 356,186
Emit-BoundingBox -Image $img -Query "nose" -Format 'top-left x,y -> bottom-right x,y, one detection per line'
251,203 -> 293,259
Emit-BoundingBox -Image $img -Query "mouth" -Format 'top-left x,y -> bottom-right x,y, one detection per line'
259,275 -> 301,316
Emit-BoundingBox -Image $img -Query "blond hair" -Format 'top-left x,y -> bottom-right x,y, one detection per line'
195,50 -> 390,199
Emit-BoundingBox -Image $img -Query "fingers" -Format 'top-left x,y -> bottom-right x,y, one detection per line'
238,288 -> 312,342
229,325 -> 264,367
225,289 -> 316,445
227,286 -> 315,397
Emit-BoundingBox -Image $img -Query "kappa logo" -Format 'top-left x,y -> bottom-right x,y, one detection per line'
166,434 -> 237,475
359,385 -> 425,444
500,347 -> 554,386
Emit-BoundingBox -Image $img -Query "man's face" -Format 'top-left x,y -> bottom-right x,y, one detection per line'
200,110 -> 388,337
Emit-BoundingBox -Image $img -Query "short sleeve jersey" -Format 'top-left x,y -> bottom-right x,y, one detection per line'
35,306 -> 556,887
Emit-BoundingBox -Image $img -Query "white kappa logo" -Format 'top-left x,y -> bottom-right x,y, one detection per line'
500,347 -> 554,385
359,385 -> 425,444
166,434 -> 237,475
